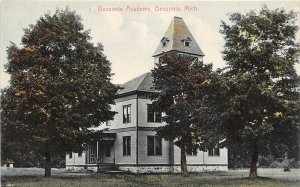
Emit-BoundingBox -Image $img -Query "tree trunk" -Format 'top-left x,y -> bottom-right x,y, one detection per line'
249,143 -> 258,179
180,143 -> 188,174
44,146 -> 52,177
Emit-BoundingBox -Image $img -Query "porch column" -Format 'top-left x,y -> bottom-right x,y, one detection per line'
96,141 -> 99,162
85,149 -> 89,164
169,141 -> 174,172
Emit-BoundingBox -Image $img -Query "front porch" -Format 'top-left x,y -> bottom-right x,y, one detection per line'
85,132 -> 116,172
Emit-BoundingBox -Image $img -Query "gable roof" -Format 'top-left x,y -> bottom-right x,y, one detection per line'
117,72 -> 156,95
153,16 -> 204,57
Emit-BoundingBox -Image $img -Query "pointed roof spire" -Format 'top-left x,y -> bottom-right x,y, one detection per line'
153,17 -> 204,57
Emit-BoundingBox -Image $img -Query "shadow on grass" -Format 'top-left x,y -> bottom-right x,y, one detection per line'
231,177 -> 269,180
2,176 -> 42,186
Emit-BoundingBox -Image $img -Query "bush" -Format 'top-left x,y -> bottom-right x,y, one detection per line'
258,155 -> 299,168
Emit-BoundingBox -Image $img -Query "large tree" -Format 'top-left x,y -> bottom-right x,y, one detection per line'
1,8 -> 117,177
220,6 -> 300,178
152,52 -> 219,173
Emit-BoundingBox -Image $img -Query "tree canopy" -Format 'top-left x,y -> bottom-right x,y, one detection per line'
152,52 -> 220,173
219,6 -> 300,178
1,8 -> 117,177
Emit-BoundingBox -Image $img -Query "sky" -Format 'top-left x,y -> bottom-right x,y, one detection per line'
1,0 -> 300,89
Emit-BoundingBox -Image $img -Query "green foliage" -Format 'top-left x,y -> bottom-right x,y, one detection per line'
219,5 -> 300,173
258,155 -> 299,168
151,52 -> 221,150
1,8 -> 117,169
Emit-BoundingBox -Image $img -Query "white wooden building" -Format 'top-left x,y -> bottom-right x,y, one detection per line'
66,17 -> 228,173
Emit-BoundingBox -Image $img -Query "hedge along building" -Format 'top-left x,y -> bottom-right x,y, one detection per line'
66,17 -> 228,173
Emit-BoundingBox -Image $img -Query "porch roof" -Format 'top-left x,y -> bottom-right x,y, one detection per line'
91,132 -> 116,141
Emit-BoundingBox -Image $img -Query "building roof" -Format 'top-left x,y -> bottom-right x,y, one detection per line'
152,16 -> 204,57
117,72 -> 156,95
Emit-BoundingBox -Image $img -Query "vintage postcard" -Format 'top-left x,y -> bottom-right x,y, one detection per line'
1,0 -> 299,186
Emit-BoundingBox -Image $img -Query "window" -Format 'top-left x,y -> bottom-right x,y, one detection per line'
123,136 -> 131,156
161,37 -> 169,47
105,148 -> 111,157
68,152 -> 72,159
186,144 -> 197,156
147,104 -> 162,123
147,136 -> 162,156
106,121 -> 111,126
208,145 -> 220,156
182,37 -> 191,47
184,41 -> 190,47
78,151 -> 82,157
123,105 -> 131,123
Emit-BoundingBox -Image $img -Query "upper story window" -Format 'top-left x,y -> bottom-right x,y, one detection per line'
186,144 -> 197,156
78,151 -> 82,157
161,37 -> 169,47
123,105 -> 131,123
208,144 -> 220,157
147,136 -> 162,156
123,136 -> 131,156
68,152 -> 72,159
147,104 -> 162,123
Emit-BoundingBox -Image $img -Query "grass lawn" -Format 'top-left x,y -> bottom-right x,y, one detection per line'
2,171 -> 300,187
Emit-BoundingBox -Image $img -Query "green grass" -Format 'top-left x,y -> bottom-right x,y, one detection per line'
2,172 -> 300,187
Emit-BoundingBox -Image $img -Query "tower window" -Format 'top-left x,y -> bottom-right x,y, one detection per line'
182,36 -> 192,47
161,37 -> 169,47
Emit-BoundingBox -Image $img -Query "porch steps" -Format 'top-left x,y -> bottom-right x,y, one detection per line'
105,170 -> 128,174
96,163 -> 120,173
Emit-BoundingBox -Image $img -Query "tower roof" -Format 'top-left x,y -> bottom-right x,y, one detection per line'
153,17 -> 204,57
